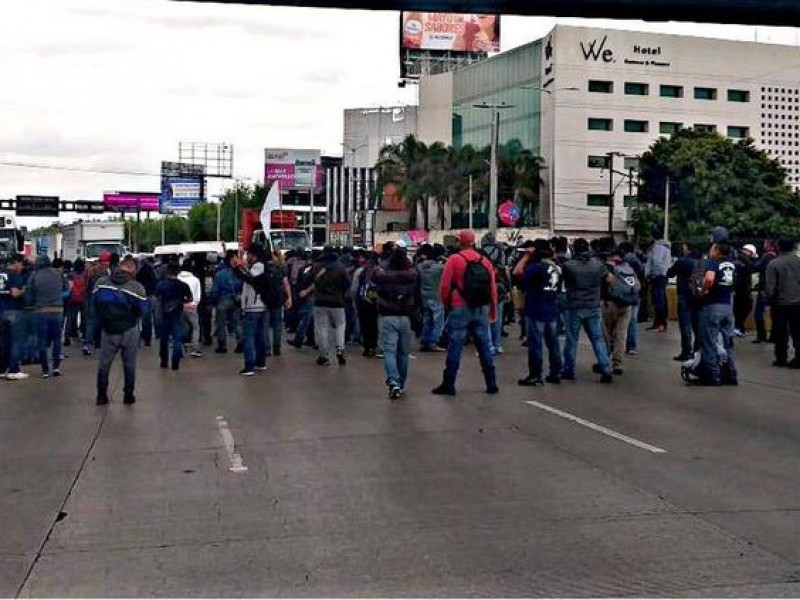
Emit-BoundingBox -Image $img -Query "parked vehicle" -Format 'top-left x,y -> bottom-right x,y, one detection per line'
61,221 -> 126,262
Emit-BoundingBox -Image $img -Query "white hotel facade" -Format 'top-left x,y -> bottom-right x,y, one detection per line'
416,25 -> 800,236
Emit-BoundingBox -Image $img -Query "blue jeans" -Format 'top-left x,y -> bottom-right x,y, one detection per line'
159,313 -> 185,368
487,302 -> 504,351
650,276 -> 668,328
420,298 -> 444,348
444,306 -> 495,387
1,310 -> 23,373
241,311 -> 267,370
626,300 -> 639,352
754,293 -> 769,340
561,307 -> 612,378
36,313 -> 63,374
264,307 -> 283,355
293,298 -> 313,345
527,317 -> 561,378
379,315 -> 412,388
698,303 -> 737,383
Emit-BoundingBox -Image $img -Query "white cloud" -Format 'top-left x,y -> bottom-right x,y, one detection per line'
0,0 -> 798,228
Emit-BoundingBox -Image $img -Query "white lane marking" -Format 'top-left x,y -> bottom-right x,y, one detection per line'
524,401 -> 667,454
216,416 -> 248,473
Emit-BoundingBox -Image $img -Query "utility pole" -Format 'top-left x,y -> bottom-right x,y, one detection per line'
664,177 -> 671,241
468,173 -> 473,230
474,102 -> 513,235
607,152 -> 615,236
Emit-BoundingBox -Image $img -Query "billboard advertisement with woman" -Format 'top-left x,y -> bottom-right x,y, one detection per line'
401,12 -> 500,53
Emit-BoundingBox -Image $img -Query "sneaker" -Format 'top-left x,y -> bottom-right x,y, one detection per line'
431,383 -> 456,396
290,340 -> 303,349
190,351 -> 203,358
733,328 -> 744,338
239,368 -> 256,377
600,373 -> 613,384
82,346 -> 92,356
495,346 -> 504,355
5,371 -> 29,381
96,394 -> 109,405
389,385 -> 402,400
316,356 -> 331,367
432,345 -> 447,353
255,364 -> 268,371
52,369 -> 62,377
336,352 -> 347,366
626,349 -> 638,357
518,375 -> 544,387
123,393 -> 136,404
486,384 -> 500,395
592,363 -> 603,374
612,367 -> 623,376
544,375 -> 561,384
41,372 -> 50,379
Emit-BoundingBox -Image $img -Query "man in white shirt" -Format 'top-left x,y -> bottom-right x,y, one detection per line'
178,261 -> 203,358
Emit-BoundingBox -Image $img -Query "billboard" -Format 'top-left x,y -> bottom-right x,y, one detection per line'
103,191 -> 160,212
160,162 -> 205,214
401,12 -> 500,53
264,148 -> 324,190
15,195 -> 59,217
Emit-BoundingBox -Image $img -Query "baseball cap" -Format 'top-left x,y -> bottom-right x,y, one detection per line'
99,251 -> 112,262
711,226 -> 729,244
456,230 -> 476,246
742,243 -> 758,257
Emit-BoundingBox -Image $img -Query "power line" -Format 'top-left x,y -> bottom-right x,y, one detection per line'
0,159 -> 158,177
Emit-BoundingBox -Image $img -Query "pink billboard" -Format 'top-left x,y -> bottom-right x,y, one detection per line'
264,148 -> 324,189
103,191 -> 160,212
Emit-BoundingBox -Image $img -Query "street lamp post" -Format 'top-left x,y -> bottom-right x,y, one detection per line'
474,102 -> 514,235
605,151 -> 626,236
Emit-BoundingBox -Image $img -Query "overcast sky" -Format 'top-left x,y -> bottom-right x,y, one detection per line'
1,0 -> 799,227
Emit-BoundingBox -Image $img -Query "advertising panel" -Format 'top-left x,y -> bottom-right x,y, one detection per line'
103,192 -> 160,212
400,12 -> 500,53
15,195 -> 59,217
160,162 -> 205,214
264,148 -> 323,189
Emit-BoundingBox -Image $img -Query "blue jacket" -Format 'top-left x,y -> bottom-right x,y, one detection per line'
209,265 -> 242,304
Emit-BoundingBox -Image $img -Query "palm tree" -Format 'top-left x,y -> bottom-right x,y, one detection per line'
499,139 -> 544,226
375,135 -> 429,230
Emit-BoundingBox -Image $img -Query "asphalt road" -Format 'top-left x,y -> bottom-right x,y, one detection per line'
1,324 -> 799,597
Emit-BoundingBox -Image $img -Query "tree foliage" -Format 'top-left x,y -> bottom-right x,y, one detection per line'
637,128 -> 800,239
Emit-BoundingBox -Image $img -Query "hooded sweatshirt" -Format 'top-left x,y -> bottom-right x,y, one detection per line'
93,270 -> 149,334
313,253 -> 350,308
24,256 -> 67,313
372,252 -> 420,317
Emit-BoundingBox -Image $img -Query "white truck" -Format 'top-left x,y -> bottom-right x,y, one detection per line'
61,221 -> 126,262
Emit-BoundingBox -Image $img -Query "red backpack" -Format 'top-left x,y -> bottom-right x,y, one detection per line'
70,272 -> 88,304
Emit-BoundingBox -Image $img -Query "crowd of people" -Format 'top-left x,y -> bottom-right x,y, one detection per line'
1,224 -> 799,404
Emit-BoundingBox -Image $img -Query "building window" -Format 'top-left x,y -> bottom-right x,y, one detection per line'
625,82 -> 649,96
694,87 -> 718,100
623,195 -> 638,208
660,122 -> 682,135
727,126 -> 750,138
587,155 -> 610,169
694,124 -> 717,133
588,80 -> 614,93
587,194 -> 611,207
588,118 -> 613,131
660,84 -> 684,98
624,120 -> 649,133
727,89 -> 750,102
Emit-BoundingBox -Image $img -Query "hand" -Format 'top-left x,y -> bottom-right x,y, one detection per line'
285,299 -> 293,310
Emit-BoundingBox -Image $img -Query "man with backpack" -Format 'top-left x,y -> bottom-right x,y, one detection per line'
668,243 -> 702,361
561,238 -> 615,383
92,258 -> 149,405
290,253 -> 316,350
64,258 -> 88,347
601,246 -> 641,376
352,251 -> 380,357
432,230 -> 498,396
416,244 -> 445,353
154,263 -> 194,372
232,244 -> 270,376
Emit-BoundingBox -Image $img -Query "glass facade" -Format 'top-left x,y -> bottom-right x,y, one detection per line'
451,42 -> 542,154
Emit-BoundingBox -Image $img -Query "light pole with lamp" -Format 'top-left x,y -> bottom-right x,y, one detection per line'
474,101 -> 514,235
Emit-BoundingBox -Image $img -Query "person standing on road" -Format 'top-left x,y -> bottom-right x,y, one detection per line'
352,251 -> 380,357
93,258 -> 149,405
432,230 -> 498,396
64,258 -> 88,348
263,250 -> 292,358
514,239 -> 562,387
0,254 -> 28,380
645,229 -> 672,333
178,261 -> 203,359
24,255 -> 68,378
601,246 -> 640,377
765,237 -> 800,368
619,241 -> 644,357
232,245 -> 269,376
135,257 -> 157,348
733,244 -> 758,337
154,263 -> 193,371
693,242 -> 738,386
560,238 -> 615,383
372,243 -> 421,400
82,251 -> 112,356
668,243 -> 702,361
290,254 -> 316,350
210,250 -> 242,354
752,239 -> 778,344
312,246 -> 350,367
416,243 -> 445,353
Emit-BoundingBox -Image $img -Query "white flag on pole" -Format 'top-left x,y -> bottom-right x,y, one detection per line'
260,180 -> 281,236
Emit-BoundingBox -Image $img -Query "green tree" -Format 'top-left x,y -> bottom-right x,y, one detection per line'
639,129 -> 800,239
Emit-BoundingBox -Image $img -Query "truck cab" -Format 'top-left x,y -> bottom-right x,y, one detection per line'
0,215 -> 25,262
240,209 -> 310,255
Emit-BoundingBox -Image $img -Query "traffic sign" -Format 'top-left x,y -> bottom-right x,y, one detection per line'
15,195 -> 59,217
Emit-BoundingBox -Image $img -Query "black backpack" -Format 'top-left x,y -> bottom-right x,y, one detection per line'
458,253 -> 492,307
262,264 -> 286,308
